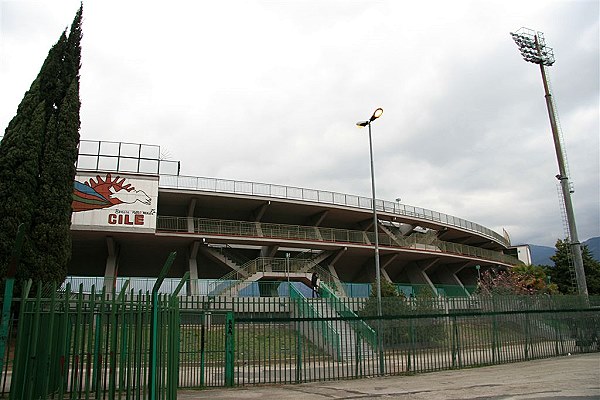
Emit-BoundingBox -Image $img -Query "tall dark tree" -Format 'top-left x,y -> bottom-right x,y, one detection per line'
0,5 -> 82,284
547,239 -> 600,295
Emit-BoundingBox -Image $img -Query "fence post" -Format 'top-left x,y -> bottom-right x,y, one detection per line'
149,251 -> 177,400
451,315 -> 457,368
354,331 -> 362,378
225,311 -> 235,387
41,282 -> 59,398
407,318 -> 414,373
200,315 -> 206,388
93,286 -> 107,398
524,312 -> 530,361
0,223 -> 26,376
378,318 -> 385,376
7,280 -> 31,399
295,318 -> 302,383
0,279 -> 14,379
167,272 -> 188,399
491,312 -> 498,363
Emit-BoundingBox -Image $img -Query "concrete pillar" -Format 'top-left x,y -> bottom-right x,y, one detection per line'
380,254 -> 399,283
188,241 -> 200,295
406,260 -> 437,294
253,201 -> 270,222
259,245 -> 278,258
307,211 -> 328,241
187,198 -> 197,233
436,265 -> 469,295
325,247 -> 347,296
452,262 -> 479,287
381,269 -> 393,284
103,237 -> 119,293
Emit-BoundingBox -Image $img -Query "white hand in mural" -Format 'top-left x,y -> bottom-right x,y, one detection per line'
109,186 -> 151,205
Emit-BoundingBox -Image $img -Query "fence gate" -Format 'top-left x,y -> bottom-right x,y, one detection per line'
178,308 -> 234,388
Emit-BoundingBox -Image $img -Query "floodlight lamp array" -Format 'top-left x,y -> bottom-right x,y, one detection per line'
510,28 -> 555,66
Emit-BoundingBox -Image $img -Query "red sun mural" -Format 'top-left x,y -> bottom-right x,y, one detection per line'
72,173 -> 151,212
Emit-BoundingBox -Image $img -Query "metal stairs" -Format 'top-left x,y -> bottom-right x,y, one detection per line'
290,284 -> 375,362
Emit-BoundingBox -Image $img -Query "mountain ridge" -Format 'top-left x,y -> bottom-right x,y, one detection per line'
528,237 -> 599,266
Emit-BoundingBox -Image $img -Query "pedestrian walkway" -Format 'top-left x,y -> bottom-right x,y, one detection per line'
178,353 -> 600,399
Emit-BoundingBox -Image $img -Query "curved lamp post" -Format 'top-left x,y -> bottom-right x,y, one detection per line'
357,108 -> 385,374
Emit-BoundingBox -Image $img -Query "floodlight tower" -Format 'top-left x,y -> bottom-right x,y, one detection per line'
510,28 -> 588,296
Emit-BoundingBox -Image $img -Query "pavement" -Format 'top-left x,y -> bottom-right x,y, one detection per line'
177,352 -> 600,399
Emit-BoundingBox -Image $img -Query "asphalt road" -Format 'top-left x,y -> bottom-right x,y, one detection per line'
178,352 -> 600,399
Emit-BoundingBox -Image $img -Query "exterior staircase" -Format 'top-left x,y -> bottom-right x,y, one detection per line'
207,256 -> 344,297
290,283 -> 376,362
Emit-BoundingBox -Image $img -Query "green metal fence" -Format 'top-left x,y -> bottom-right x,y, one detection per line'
0,282 -> 180,400
0,281 -> 598,397
62,277 -> 478,299
226,295 -> 599,385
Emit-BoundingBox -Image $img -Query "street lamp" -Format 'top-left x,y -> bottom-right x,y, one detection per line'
357,107 -> 384,374
394,198 -> 402,213
356,107 -> 384,318
510,28 -> 588,297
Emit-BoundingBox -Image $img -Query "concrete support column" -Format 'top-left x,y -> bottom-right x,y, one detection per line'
188,241 -> 200,295
103,237 -> 119,293
255,222 -> 263,237
253,201 -> 270,222
407,260 -> 437,294
260,245 -> 278,258
380,254 -> 398,283
381,269 -> 393,284
452,262 -> 478,287
308,211 -> 328,241
187,198 -> 197,233
436,265 -> 468,295
326,247 -> 347,296
363,232 -> 371,245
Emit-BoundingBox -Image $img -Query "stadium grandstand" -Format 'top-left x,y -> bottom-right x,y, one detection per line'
65,139 -> 528,298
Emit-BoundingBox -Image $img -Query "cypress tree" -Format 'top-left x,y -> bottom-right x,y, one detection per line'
0,5 -> 82,284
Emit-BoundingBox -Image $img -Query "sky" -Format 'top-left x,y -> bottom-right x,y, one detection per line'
1,0 -> 598,247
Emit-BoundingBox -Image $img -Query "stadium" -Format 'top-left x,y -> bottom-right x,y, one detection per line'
68,139 -> 527,298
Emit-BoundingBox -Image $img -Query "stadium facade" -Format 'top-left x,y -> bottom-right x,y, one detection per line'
69,140 -> 526,297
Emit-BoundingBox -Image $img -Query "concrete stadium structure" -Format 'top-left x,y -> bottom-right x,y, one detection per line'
69,140 -> 524,297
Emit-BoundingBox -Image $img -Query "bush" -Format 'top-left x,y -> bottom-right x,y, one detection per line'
359,281 -> 447,348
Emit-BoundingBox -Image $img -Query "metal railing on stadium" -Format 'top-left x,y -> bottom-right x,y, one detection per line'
158,174 -> 509,247
157,216 -> 519,266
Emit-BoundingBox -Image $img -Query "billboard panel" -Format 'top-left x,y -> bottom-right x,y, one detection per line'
71,172 -> 158,232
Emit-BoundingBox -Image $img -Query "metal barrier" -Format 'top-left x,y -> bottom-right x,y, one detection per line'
1,281 -> 598,396
58,277 -> 504,300
159,175 -> 509,247
158,216 -> 520,266
1,283 -> 179,400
